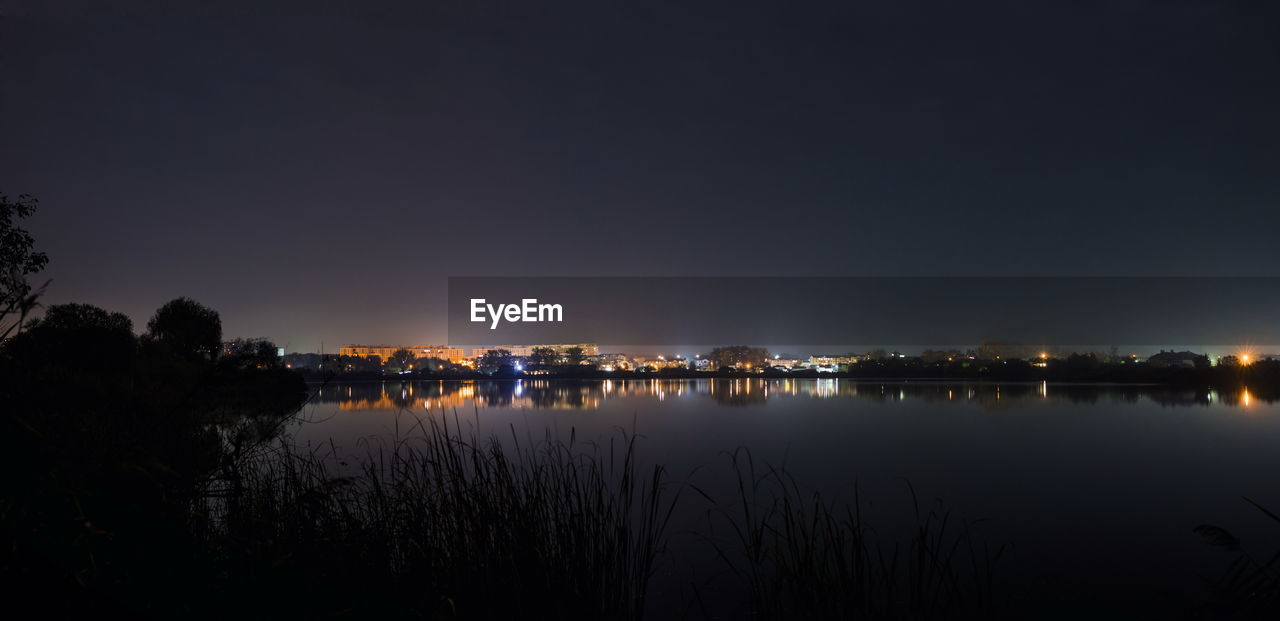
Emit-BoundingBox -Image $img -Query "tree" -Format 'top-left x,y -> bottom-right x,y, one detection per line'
527,346 -> 557,367
146,297 -> 222,361
0,193 -> 49,339
327,354 -> 382,373
2,303 -> 136,377
222,337 -> 280,368
477,348 -> 513,373
707,345 -> 771,369
39,302 -> 133,335
386,348 -> 415,371
413,356 -> 450,372
564,346 -> 585,365
921,349 -> 963,363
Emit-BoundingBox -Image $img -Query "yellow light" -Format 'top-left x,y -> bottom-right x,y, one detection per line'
1237,346 -> 1257,365
1039,352 -> 1048,359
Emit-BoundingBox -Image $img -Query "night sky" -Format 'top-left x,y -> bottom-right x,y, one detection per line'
2,1 -> 1278,352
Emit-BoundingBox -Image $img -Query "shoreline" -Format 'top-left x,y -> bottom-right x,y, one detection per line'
293,362 -> 1279,396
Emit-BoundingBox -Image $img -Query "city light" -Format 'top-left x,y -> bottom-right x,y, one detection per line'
1238,345 -> 1257,365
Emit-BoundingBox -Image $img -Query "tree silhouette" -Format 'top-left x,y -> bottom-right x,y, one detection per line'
478,348 -> 513,373
222,337 -> 281,369
0,193 -> 49,339
413,356 -> 450,372
387,347 -> 415,371
564,346 -> 585,365
3,303 -> 136,380
39,302 -> 133,334
146,297 -> 222,361
707,345 -> 771,369
528,346 -> 557,366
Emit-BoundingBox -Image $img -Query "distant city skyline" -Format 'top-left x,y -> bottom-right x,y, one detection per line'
308,341 -> 1276,361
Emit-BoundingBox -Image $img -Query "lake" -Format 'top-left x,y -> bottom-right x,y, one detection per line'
286,379 -> 1280,618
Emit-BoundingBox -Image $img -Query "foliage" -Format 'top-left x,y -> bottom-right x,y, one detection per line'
198,416 -> 678,619
527,346 -> 558,366
145,297 -> 223,361
0,193 -> 48,339
1197,498 -> 1280,617
0,298 -> 307,615
377,347 -> 414,372
412,355 -> 451,372
477,348 -> 514,373
709,450 -> 1004,620
221,337 -> 280,369
707,345 -> 772,370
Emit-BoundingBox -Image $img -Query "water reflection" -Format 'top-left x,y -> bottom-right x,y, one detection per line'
314,379 -> 1271,411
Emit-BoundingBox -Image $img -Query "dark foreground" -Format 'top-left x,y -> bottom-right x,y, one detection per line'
4,309 -> 1280,619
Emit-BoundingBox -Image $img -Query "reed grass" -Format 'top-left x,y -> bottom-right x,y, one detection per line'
1199,497 -> 1280,617
706,449 -> 1004,620
195,410 -> 678,620
192,408 -> 1005,619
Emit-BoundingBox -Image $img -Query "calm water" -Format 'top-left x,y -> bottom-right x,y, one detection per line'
288,379 -> 1280,618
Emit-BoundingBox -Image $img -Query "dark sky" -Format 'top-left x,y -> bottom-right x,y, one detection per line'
2,0 -> 1278,352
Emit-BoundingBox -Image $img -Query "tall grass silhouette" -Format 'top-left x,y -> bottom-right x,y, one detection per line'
1197,497 -> 1280,618
706,449 -> 1004,620
191,405 -> 1006,619
196,410 -> 678,619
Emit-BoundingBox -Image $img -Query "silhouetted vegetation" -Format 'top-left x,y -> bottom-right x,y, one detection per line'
527,345 -> 558,366
0,193 -> 47,339
0,297 -> 308,614
708,345 -> 772,370
200,416 -> 677,619
0,197 -> 682,617
707,450 -> 1004,620
477,347 -> 515,373
0,198 -> 308,613
1197,499 -> 1280,618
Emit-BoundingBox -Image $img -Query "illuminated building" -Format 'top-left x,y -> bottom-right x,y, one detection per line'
470,343 -> 600,360
339,345 -> 465,363
808,355 -> 862,369
589,353 -> 631,370
631,356 -> 690,370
